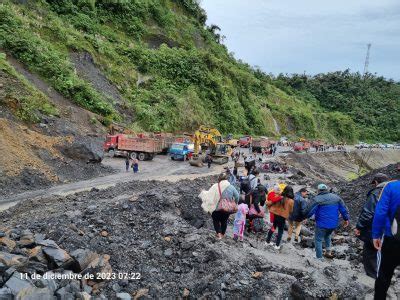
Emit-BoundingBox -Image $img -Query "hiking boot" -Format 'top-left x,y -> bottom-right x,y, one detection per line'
294,237 -> 300,243
274,245 -> 281,250
324,252 -> 334,259
287,237 -> 292,242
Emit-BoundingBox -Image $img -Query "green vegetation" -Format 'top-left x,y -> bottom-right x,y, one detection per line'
0,53 -> 57,122
0,0 -> 397,142
274,71 -> 400,142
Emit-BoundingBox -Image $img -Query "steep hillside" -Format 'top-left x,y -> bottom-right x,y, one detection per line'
0,0 -> 362,142
274,71 -> 400,142
0,48 -> 112,196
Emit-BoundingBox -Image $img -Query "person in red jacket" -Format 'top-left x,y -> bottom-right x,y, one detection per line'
267,185 -> 283,232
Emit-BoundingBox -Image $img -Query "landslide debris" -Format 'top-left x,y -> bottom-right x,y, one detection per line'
338,163 -> 400,217
0,177 -> 375,298
0,118 -> 112,197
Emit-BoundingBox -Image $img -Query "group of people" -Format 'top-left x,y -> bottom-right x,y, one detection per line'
125,156 -> 139,173
200,164 -> 400,299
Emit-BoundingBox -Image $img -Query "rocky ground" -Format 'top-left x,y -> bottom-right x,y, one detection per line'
338,163 -> 400,217
1,166 -> 399,299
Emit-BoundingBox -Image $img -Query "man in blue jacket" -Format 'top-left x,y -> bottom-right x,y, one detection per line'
305,184 -> 350,259
372,179 -> 400,299
355,173 -> 389,278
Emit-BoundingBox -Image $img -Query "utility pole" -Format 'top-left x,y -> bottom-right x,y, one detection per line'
363,43 -> 371,75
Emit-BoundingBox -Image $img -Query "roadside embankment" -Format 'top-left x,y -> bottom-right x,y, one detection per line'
283,149 -> 400,183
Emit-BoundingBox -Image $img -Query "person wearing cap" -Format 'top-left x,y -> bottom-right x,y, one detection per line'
372,177 -> 400,299
305,183 -> 350,259
287,187 -> 309,243
355,173 -> 389,278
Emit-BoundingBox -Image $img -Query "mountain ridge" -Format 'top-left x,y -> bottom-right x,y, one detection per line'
0,0 -> 398,142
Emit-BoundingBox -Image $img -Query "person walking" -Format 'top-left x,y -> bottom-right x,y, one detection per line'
233,199 -> 249,241
305,184 -> 350,259
266,186 -> 295,250
131,158 -> 139,173
199,173 -> 240,239
355,173 -> 389,278
287,187 -> 309,243
125,156 -> 130,172
372,178 -> 400,299
267,184 -> 284,232
206,154 -> 213,169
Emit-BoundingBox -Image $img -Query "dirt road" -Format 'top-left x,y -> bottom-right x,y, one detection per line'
0,156 -> 227,210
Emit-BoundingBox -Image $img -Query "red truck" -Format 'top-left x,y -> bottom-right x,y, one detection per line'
103,134 -> 162,161
239,136 -> 252,148
252,138 -> 271,153
293,141 -> 311,152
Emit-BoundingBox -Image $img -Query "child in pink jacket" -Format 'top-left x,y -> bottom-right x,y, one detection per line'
233,200 -> 249,241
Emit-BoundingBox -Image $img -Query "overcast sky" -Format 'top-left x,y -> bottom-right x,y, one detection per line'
200,0 -> 400,80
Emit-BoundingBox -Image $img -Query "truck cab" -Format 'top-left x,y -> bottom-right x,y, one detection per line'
103,135 -> 121,154
239,136 -> 252,148
169,143 -> 194,161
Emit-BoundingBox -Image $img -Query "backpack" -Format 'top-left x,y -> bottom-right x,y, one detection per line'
392,205 -> 400,241
241,176 -> 256,195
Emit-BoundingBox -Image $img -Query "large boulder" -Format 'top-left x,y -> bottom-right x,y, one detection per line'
70,249 -> 99,272
4,272 -> 34,296
38,240 -> 73,268
83,254 -> 112,280
0,237 -> 16,251
59,140 -> 103,163
15,286 -> 54,300
0,252 -> 27,268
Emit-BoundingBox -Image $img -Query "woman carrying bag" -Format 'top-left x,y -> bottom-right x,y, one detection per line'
199,173 -> 240,239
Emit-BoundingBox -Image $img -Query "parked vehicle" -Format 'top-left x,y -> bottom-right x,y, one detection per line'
355,142 -> 369,149
252,137 -> 271,153
103,134 -> 162,160
239,136 -> 252,148
293,141 -> 311,152
154,133 -> 192,153
169,143 -> 194,161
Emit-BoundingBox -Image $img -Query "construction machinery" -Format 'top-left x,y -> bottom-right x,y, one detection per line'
189,126 -> 231,167
225,134 -> 239,148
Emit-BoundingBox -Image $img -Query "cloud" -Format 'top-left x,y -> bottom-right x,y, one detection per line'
201,0 -> 400,79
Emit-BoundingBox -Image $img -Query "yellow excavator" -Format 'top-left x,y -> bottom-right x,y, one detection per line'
189,126 -> 231,167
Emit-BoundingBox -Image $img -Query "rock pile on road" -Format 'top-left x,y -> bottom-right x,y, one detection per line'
0,227 -> 113,299
0,176 -> 377,298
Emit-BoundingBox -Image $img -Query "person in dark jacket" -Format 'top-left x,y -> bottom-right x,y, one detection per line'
287,187 -> 308,242
372,178 -> 400,299
355,173 -> 389,278
305,184 -> 350,259
125,156 -> 130,172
